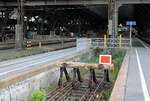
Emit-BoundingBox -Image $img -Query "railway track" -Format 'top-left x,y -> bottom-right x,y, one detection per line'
47,72 -> 105,101
46,81 -> 80,101
77,79 -> 104,101
0,39 -> 76,50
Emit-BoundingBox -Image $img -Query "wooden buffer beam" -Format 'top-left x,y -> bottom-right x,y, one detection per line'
57,62 -> 115,89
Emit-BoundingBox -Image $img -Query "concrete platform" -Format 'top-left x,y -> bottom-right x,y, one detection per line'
110,38 -> 150,101
0,46 -> 89,89
0,42 -> 75,61
109,50 -> 129,101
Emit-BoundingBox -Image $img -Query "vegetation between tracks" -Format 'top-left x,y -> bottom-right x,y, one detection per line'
29,90 -> 46,101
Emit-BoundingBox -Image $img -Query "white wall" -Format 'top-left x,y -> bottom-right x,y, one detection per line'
0,68 -> 71,101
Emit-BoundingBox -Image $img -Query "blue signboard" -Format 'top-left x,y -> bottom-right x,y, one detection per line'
126,21 -> 136,26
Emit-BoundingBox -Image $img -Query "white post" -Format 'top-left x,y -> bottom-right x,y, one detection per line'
130,25 -> 132,47
61,32 -> 64,48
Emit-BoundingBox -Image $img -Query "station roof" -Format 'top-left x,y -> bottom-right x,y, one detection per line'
1,0 -> 150,6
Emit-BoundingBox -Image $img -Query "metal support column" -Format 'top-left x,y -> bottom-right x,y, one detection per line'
76,69 -> 82,82
58,64 -> 70,87
108,0 -> 113,37
92,69 -> 97,84
58,67 -> 64,87
72,68 -> 77,87
89,69 -> 94,91
64,67 -> 70,81
114,1 -> 118,37
108,0 -> 119,38
104,69 -> 110,82
73,69 -> 82,82
25,16 -> 29,39
16,0 -> 24,49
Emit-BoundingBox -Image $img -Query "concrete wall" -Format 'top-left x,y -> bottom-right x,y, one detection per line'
0,68 -> 71,101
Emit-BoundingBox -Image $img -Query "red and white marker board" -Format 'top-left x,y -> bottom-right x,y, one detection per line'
99,55 -> 112,64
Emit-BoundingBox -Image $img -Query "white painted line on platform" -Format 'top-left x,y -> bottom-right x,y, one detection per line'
136,49 -> 150,101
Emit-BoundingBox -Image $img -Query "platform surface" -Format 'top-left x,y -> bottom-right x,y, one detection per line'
0,47 -> 79,80
125,39 -> 150,101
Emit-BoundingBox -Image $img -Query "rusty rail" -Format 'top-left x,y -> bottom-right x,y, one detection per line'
80,78 -> 104,101
46,81 -> 80,101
